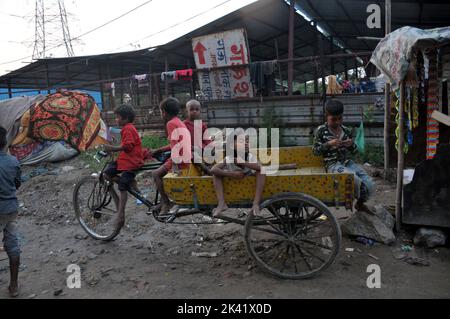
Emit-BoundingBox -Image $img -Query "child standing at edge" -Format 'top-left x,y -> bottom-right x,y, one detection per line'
103,105 -> 144,229
183,99 -> 212,174
313,99 -> 374,213
152,97 -> 191,215
0,127 -> 22,297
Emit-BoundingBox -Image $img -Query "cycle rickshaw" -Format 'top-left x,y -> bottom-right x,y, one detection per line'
73,146 -> 354,279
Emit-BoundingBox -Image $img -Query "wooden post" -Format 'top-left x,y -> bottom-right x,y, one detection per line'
384,0 -> 392,178
120,64 -> 124,104
354,60 -> 358,81
319,34 -> 326,98
155,74 -> 162,104
274,39 -> 284,95
148,63 -> 153,106
165,56 -> 169,98
287,0 -> 295,96
7,79 -> 12,98
330,36 -> 335,75
344,58 -> 349,80
313,21 -> 319,94
304,82 -> 307,94
45,63 -> 51,94
98,65 -> 105,110
395,81 -> 405,232
187,60 -> 194,98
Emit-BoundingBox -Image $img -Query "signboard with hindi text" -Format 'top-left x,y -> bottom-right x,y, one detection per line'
192,28 -> 254,101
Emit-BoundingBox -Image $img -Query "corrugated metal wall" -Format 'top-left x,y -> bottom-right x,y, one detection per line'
102,93 -> 385,146
204,93 -> 385,146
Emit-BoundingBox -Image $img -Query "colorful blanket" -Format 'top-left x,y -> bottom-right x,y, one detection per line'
28,91 -> 101,151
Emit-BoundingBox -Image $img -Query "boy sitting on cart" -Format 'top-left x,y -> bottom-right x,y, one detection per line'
152,97 -> 192,215
313,99 -> 374,213
211,131 -> 266,216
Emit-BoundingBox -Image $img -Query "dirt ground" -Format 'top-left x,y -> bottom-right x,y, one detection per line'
1,157 -> 449,299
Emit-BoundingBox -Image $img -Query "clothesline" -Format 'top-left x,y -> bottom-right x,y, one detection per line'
2,51 -> 373,94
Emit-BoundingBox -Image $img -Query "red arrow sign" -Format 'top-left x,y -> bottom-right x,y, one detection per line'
193,42 -> 207,65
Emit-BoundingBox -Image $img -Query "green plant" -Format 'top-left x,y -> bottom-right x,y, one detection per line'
261,106 -> 285,147
354,142 -> 384,167
79,150 -> 105,172
141,135 -> 168,149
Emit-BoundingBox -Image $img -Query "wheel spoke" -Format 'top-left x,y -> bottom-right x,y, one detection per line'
270,204 -> 289,234
295,243 -> 326,263
251,225 -> 288,238
298,238 -> 333,250
283,201 -> 294,237
263,217 -> 288,237
268,243 -> 286,264
295,243 -> 313,271
290,243 -> 299,274
257,240 -> 285,256
280,244 -> 291,273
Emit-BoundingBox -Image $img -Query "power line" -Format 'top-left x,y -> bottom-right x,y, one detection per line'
0,11 -> 26,19
71,0 -> 154,41
109,0 -> 232,53
0,0 -> 154,66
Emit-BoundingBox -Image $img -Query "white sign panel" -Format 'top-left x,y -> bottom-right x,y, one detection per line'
192,28 -> 254,100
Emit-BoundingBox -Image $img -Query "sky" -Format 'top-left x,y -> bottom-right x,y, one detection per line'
0,0 -> 257,76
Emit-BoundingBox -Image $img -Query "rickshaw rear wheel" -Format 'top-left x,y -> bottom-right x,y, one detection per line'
244,192 -> 341,279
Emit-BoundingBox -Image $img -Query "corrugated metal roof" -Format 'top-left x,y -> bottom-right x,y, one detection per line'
1,0 -> 449,92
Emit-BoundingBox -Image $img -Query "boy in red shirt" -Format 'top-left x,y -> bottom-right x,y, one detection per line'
183,99 -> 210,149
152,98 -> 191,214
103,105 -> 144,229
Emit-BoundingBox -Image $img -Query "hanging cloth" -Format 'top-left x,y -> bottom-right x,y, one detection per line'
395,90 -> 409,154
412,88 -> 419,129
104,82 -> 115,97
175,69 -> 193,81
133,74 -> 150,88
355,121 -> 365,153
161,71 -> 176,81
425,50 -> 439,160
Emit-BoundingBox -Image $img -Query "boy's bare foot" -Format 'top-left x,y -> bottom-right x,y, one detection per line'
160,201 -> 173,215
251,204 -> 261,216
212,204 -> 229,217
115,216 -> 125,230
9,285 -> 19,298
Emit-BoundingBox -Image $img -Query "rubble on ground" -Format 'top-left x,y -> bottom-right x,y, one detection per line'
341,205 -> 396,245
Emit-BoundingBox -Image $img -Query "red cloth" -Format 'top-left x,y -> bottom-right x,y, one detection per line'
9,142 -> 40,161
117,123 -> 144,171
164,117 -> 191,170
175,69 -> 193,81
183,120 -> 211,148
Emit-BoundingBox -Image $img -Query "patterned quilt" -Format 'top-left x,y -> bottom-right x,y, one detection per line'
28,91 -> 101,151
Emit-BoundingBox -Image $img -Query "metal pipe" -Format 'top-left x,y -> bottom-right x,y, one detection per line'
287,0 -> 295,96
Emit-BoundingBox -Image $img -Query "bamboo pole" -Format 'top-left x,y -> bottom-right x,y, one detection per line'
395,81 -> 405,232
384,0 -> 392,178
